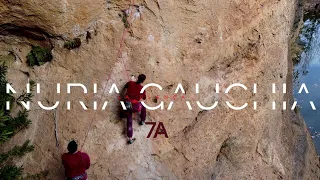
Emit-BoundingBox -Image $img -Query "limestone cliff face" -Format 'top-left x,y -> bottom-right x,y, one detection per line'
1,0 -> 320,179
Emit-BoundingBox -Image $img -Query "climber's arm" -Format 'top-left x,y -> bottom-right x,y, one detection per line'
142,90 -> 146,100
124,82 -> 129,89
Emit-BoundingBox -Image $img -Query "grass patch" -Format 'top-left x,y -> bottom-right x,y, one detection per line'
121,10 -> 130,29
0,53 -> 15,66
64,38 -> 81,50
26,46 -> 52,67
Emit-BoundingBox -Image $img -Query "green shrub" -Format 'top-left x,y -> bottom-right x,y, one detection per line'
0,64 -> 32,144
122,16 -> 130,29
16,80 -> 35,107
26,46 -> 52,67
0,64 -> 14,112
0,64 -> 46,179
0,165 -> 23,180
121,11 -> 130,29
0,110 -> 32,144
0,53 -> 15,66
0,140 -> 34,164
64,38 -> 81,50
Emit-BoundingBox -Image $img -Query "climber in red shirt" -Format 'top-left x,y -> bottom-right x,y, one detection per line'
124,74 -> 147,144
61,140 -> 90,180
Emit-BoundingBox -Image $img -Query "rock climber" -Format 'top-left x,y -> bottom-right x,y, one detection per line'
131,5 -> 144,23
124,5 -> 143,25
61,140 -> 90,180
123,74 -> 147,144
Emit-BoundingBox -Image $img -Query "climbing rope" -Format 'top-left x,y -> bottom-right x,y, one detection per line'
53,108 -> 60,147
80,0 -> 135,150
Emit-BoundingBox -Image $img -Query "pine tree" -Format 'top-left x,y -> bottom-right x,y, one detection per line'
0,63 -> 47,179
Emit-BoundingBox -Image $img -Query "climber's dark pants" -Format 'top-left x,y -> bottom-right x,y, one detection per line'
126,104 -> 146,138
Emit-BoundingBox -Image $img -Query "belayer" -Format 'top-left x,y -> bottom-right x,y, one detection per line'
61,140 -> 90,180
123,74 -> 147,144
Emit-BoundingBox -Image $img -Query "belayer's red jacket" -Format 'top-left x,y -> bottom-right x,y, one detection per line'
61,151 -> 90,179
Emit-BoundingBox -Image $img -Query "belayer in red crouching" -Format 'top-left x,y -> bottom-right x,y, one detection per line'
123,74 -> 147,144
62,140 -> 90,180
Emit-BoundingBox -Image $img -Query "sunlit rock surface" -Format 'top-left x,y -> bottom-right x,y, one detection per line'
0,0 -> 320,179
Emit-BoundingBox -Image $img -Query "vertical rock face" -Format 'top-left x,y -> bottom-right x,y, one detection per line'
0,0 -> 320,179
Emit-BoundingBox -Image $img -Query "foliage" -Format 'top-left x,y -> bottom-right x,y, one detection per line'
293,18 -> 319,86
16,80 -> 35,107
291,19 -> 318,68
0,110 -> 31,144
64,38 -> 81,50
0,53 -> 15,66
0,63 -> 32,144
0,140 -> 34,165
0,165 -> 48,180
121,11 -> 130,29
298,19 -> 319,55
21,171 -> 49,180
0,64 -> 14,112
0,64 -> 46,179
26,46 -> 52,67
0,165 -> 23,180
294,106 -> 300,114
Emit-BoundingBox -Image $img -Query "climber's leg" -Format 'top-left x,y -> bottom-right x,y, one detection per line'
126,111 -> 136,144
140,104 -> 146,125
127,111 -> 133,138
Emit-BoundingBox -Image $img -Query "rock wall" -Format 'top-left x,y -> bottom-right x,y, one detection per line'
0,0 -> 320,179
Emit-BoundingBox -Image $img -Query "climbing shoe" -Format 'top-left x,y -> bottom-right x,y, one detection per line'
139,121 -> 145,126
128,138 -> 136,144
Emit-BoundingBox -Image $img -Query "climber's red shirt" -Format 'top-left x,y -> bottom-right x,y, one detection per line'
125,81 -> 146,101
61,151 -> 90,179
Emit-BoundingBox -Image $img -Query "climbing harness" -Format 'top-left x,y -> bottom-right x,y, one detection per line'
124,100 -> 133,110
